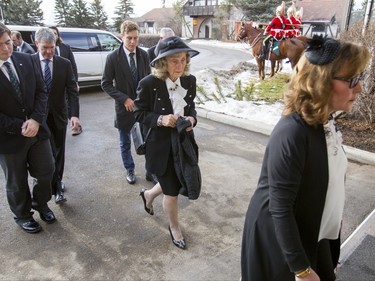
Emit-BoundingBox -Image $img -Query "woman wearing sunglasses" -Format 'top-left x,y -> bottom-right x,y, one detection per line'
241,36 -> 370,281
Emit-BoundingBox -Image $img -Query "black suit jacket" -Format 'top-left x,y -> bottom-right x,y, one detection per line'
31,54 -> 79,129
147,45 -> 157,63
0,52 -> 49,154
101,44 -> 150,131
20,41 -> 35,54
57,43 -> 78,82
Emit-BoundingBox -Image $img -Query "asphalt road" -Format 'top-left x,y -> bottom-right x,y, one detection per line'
188,41 -> 251,73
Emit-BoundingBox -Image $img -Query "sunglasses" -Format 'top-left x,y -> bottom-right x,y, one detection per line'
334,72 -> 367,89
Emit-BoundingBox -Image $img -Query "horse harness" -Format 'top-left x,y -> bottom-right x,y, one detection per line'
248,33 -> 264,48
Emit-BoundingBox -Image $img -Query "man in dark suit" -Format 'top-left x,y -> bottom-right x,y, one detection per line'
0,23 -> 56,233
49,27 -> 82,137
147,27 -> 175,62
32,27 -> 81,204
102,20 -> 150,185
49,26 -> 78,82
11,30 -> 35,54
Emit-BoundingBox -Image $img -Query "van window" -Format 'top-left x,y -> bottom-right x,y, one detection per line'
97,33 -> 121,51
60,32 -> 99,52
60,32 -> 120,52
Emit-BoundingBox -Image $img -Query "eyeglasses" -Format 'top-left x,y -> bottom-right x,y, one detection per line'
334,72 -> 367,89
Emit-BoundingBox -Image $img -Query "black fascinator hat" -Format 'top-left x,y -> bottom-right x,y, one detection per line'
305,35 -> 340,65
150,36 -> 199,67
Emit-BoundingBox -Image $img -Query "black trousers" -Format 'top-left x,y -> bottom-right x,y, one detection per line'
46,114 -> 67,192
0,138 -> 55,221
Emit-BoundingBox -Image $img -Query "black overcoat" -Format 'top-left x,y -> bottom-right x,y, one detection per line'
133,74 -> 197,176
241,113 -> 341,281
101,44 -> 150,131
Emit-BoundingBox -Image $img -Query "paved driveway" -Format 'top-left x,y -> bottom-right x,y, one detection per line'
0,89 -> 374,280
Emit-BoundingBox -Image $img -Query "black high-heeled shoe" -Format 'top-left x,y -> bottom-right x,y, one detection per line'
168,226 -> 186,250
139,189 -> 154,215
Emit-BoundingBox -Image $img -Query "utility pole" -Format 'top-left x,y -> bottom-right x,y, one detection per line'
0,6 -> 3,23
362,0 -> 374,35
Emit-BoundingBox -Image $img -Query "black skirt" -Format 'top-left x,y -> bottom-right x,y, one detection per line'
157,151 -> 181,197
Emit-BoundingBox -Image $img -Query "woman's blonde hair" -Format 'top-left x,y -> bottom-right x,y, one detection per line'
283,41 -> 371,125
152,52 -> 191,80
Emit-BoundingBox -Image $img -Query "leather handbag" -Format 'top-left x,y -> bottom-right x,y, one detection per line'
131,122 -> 151,155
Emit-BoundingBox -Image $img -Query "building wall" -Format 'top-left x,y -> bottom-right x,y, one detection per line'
182,4 -> 243,39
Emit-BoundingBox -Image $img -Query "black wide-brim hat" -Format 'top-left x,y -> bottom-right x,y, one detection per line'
150,36 -> 199,67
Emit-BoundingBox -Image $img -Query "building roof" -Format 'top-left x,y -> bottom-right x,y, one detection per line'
296,0 -> 346,22
134,7 -> 176,23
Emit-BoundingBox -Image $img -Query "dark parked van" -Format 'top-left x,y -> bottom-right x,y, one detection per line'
8,25 -> 122,87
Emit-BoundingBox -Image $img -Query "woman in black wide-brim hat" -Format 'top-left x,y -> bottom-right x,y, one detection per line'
134,36 -> 200,250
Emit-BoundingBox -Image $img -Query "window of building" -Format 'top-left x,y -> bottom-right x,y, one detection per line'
193,0 -> 219,6
194,0 -> 205,6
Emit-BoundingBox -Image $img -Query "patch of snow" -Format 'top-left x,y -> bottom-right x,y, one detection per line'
189,39 -> 294,126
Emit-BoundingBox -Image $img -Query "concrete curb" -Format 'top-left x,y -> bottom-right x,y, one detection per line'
196,107 -> 375,166
340,208 -> 375,264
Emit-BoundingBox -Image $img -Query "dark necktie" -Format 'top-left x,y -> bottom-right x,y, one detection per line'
43,59 -> 52,92
129,52 -> 138,84
3,61 -> 22,100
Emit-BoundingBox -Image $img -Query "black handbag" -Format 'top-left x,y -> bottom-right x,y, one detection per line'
131,122 -> 151,155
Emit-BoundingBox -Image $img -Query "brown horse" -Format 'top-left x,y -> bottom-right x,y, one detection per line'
237,22 -> 308,80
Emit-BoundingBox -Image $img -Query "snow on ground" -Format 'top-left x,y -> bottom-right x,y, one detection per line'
188,39 -> 293,126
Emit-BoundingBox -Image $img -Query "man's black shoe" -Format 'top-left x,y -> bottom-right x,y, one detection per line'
126,170 -> 136,184
39,208 -> 56,224
55,189 -> 67,204
55,181 -> 67,204
146,173 -> 158,185
16,218 -> 42,234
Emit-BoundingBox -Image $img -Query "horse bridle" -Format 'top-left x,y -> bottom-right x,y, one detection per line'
240,26 -> 264,48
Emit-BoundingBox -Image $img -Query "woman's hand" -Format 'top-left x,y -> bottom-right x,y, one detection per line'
295,268 -> 320,281
161,114 -> 179,128
184,116 -> 195,131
